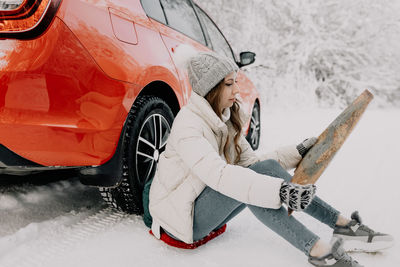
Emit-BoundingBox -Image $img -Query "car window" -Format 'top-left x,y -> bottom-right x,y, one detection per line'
160,0 -> 206,45
194,5 -> 234,60
140,0 -> 167,24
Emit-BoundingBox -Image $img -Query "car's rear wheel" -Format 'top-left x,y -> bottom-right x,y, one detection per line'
246,101 -> 261,150
99,95 -> 174,214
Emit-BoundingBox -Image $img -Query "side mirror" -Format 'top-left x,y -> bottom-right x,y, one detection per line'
238,51 -> 256,67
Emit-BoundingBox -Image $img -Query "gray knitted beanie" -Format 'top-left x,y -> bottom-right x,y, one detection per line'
187,52 -> 239,97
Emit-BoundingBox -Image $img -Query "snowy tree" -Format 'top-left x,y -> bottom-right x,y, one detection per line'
198,0 -> 400,108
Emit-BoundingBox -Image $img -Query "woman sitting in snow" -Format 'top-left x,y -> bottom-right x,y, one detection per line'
147,51 -> 393,267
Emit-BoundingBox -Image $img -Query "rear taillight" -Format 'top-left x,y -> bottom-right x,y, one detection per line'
0,0 -> 24,11
0,0 -> 61,39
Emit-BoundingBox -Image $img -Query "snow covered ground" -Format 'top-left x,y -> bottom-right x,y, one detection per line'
0,107 -> 399,267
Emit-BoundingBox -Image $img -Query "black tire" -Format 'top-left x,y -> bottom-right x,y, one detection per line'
99,95 -> 174,214
245,101 -> 261,150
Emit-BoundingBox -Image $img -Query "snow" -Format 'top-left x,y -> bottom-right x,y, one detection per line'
0,40 -> 18,71
1,0 -> 400,266
0,107 -> 399,267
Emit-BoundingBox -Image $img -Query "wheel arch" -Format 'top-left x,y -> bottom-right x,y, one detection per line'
78,81 -> 182,187
244,97 -> 261,134
252,97 -> 261,113
137,81 -> 182,117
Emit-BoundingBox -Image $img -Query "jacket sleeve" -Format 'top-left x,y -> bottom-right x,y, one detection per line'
257,145 -> 302,170
175,126 -> 283,209
236,134 -> 260,167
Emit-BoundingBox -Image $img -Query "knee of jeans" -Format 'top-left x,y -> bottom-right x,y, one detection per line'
251,159 -> 291,180
250,159 -> 278,171
264,159 -> 282,169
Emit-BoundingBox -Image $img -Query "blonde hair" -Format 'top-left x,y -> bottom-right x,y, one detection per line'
205,81 -> 242,164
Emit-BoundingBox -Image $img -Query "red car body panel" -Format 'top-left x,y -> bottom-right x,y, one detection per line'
0,0 -> 259,167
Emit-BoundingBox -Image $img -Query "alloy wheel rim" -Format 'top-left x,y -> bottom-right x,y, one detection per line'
250,106 -> 260,147
135,113 -> 171,187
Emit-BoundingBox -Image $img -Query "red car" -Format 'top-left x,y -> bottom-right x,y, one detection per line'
0,0 -> 261,213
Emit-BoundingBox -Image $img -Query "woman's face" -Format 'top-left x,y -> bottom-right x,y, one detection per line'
219,71 -> 240,111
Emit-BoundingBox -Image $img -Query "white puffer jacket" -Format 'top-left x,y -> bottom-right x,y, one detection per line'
149,92 -> 302,244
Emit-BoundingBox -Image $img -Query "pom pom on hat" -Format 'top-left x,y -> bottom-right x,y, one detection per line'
172,44 -> 199,70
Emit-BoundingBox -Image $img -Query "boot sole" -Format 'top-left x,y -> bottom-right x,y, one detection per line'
334,235 -> 394,252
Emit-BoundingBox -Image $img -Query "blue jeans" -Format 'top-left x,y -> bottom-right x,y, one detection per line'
192,159 -> 340,256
